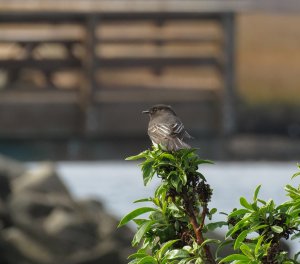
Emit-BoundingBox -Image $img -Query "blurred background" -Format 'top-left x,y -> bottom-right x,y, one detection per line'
0,0 -> 299,263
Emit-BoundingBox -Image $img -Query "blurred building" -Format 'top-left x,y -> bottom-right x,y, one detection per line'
0,0 -> 299,160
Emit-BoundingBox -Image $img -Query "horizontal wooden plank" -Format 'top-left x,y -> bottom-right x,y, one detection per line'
98,77 -> 220,91
96,65 -> 221,91
0,90 -> 78,104
0,0 -> 299,14
2,85 -> 79,92
0,27 -> 83,43
93,88 -> 218,103
98,35 -> 221,44
96,56 -> 221,68
0,39 -> 80,45
98,83 -> 220,93
0,59 -> 82,70
0,12 -> 223,23
0,1 -> 231,14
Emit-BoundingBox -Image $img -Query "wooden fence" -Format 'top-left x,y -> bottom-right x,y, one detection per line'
0,1 -> 237,139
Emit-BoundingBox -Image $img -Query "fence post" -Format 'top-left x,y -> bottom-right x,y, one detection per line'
82,14 -> 98,134
222,12 -> 237,135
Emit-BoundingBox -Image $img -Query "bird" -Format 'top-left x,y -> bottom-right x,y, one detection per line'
142,104 -> 192,152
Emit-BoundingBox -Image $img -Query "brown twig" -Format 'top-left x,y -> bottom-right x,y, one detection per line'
198,203 -> 208,232
189,214 -> 203,244
182,193 -> 216,264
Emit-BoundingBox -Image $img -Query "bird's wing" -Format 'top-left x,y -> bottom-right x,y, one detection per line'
166,137 -> 191,151
170,122 -> 185,136
171,121 -> 193,139
149,121 -> 186,138
148,122 -> 192,151
148,123 -> 172,139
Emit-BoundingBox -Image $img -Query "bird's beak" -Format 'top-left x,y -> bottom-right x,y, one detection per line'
142,110 -> 150,114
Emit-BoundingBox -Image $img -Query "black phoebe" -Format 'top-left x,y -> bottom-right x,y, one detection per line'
142,104 -> 192,151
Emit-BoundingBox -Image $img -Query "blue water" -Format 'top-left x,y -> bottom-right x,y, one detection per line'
56,161 -> 299,255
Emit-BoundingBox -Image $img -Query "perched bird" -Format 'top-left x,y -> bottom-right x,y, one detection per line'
142,104 -> 192,151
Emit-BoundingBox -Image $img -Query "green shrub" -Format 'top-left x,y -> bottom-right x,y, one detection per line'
119,147 -> 300,264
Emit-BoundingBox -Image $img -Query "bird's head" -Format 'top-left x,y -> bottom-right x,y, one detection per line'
142,104 -> 176,117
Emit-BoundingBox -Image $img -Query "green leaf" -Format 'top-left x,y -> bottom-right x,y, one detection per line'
294,251 -> 300,261
199,239 -> 221,249
226,215 -> 251,238
196,172 -> 207,182
219,212 -> 228,216
134,198 -> 153,203
271,225 -> 284,234
180,148 -> 197,159
149,211 -> 164,221
128,252 -> 148,260
266,199 -> 275,211
210,208 -> 217,215
195,258 -> 205,264
166,249 -> 190,260
160,153 -> 176,161
257,199 -> 267,205
155,183 -> 167,198
126,151 -> 148,160
179,171 -> 187,186
133,219 -> 147,226
137,256 -> 157,264
182,245 -> 192,253
215,240 -> 234,260
170,174 -> 181,190
253,185 -> 262,201
196,159 -> 214,165
205,221 -> 227,232
240,197 -> 253,210
291,232 -> 300,240
128,259 -> 140,264
292,164 -> 300,179
234,230 -> 250,250
220,254 -> 250,263
255,236 -> 264,257
118,207 -> 157,227
157,239 -> 180,260
240,244 -> 254,260
228,209 -> 250,218
132,220 -> 156,246
142,160 -> 155,186
250,224 -> 269,233
167,170 -> 178,179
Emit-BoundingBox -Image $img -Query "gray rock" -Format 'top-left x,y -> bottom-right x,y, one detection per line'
78,199 -> 134,262
8,192 -> 75,232
0,154 -> 26,180
0,173 -> 11,201
66,240 -> 122,264
0,198 -> 11,228
78,199 -> 116,239
43,209 -> 98,254
0,157 -> 134,264
12,163 -> 71,196
1,228 -> 54,264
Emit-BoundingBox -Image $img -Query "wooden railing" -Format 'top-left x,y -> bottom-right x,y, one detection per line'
0,1 -> 237,138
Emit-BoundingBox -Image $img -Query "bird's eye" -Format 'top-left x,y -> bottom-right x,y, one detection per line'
152,107 -> 157,112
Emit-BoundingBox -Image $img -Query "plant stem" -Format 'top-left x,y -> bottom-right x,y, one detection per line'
182,194 -> 216,264
189,214 -> 203,244
189,211 -> 216,263
198,203 -> 208,231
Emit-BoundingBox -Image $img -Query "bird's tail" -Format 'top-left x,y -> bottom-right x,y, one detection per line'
166,137 -> 191,152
